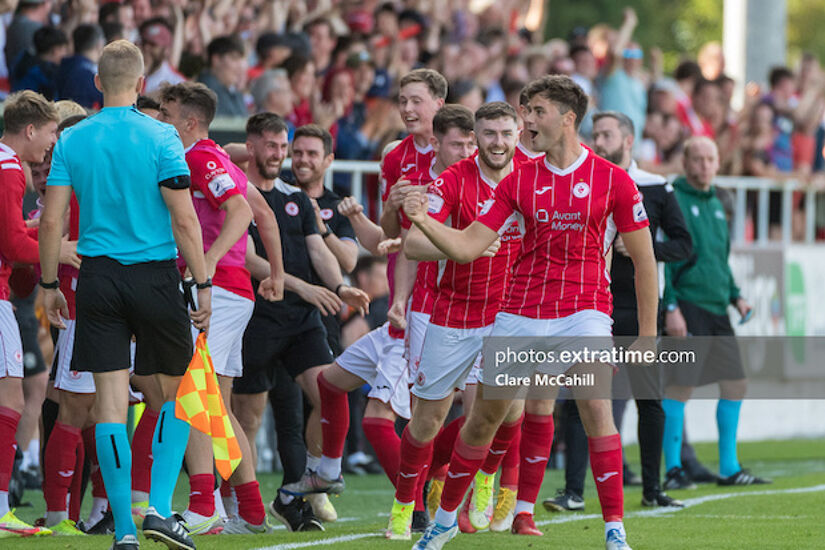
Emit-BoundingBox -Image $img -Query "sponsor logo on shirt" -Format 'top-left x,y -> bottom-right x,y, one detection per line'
427,193 -> 445,214
535,185 -> 553,195
573,181 -> 590,198
536,210 -> 585,231
208,173 -> 236,198
402,162 -> 417,173
285,201 -> 299,216
479,198 -> 495,216
633,202 -> 648,223
320,208 -> 334,220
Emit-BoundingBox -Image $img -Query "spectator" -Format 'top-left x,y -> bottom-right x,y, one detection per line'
139,17 -> 184,94
249,68 -> 295,138
56,23 -> 105,110
11,26 -> 67,99
248,32 -> 292,82
570,44 -> 598,98
284,53 -> 317,128
447,79 -> 484,112
673,60 -> 705,136
198,35 -> 247,118
5,0 -> 52,74
691,79 -> 723,138
99,0 -> 137,43
306,17 -> 337,77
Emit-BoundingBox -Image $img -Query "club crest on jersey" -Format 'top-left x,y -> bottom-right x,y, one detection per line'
320,208 -> 334,220
633,202 -> 648,223
13,350 -> 22,364
416,371 -> 426,386
285,201 -> 299,216
208,173 -> 235,198
573,181 -> 590,199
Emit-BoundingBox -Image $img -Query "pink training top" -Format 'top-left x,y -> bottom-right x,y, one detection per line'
180,139 -> 253,300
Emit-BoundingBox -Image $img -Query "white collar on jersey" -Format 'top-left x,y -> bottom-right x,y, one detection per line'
0,142 -> 17,158
475,155 -> 512,189
517,139 -> 543,159
428,157 -> 439,180
412,136 -> 433,155
274,178 -> 302,194
543,145 -> 588,176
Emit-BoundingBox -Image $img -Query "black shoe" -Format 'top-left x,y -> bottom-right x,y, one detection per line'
142,508 -> 194,550
269,492 -> 324,532
411,510 -> 430,533
299,496 -> 325,531
84,509 -> 115,535
623,465 -> 643,487
663,467 -> 697,490
542,488 -> 585,512
717,469 -> 771,486
641,491 -> 684,508
684,460 -> 719,483
21,466 -> 42,490
110,534 -> 139,550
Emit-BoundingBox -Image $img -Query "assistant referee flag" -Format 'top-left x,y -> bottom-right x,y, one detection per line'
175,333 -> 242,480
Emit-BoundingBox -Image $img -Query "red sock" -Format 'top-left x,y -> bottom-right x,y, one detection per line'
318,371 -> 349,459
481,416 -> 522,475
395,427 -> 433,504
362,417 -> 400,487
589,434 -> 624,522
68,434 -> 85,522
414,461 -> 430,511
431,416 -> 464,475
82,426 -> 106,499
188,473 -> 215,517
499,424 -> 521,489
0,407 -> 20,491
517,413 -> 554,505
43,421 -> 81,512
235,480 -> 265,525
440,434 -> 489,512
429,463 -> 448,482
131,408 -> 158,494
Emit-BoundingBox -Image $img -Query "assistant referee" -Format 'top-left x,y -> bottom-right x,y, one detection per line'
39,40 -> 211,550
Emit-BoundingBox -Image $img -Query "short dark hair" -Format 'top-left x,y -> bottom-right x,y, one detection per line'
101,21 -> 124,43
432,105 -> 474,137
294,124 -> 333,156
592,110 -> 635,137
139,17 -> 173,38
693,78 -> 721,97
524,75 -> 588,130
769,66 -> 794,88
283,53 -> 312,80
73,24 -> 105,54
256,31 -> 289,60
674,60 -> 703,83
246,112 -> 289,138
305,17 -> 335,37
33,26 -> 68,56
136,95 -> 160,112
160,82 -> 218,127
99,2 -> 121,24
58,114 -> 87,133
475,101 -> 518,125
569,44 -> 592,59
399,68 -> 448,100
207,35 -> 245,66
352,254 -> 387,286
2,90 -> 59,134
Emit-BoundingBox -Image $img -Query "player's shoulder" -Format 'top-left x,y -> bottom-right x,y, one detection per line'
384,134 -> 413,162
273,177 -> 305,199
0,148 -> 21,171
628,163 -> 668,187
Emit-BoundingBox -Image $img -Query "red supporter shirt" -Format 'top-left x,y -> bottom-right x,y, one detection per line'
401,161 -> 440,315
382,134 -> 435,338
0,144 -> 40,301
477,146 -> 649,319
181,139 -> 254,300
427,156 -> 523,329
514,140 -> 544,165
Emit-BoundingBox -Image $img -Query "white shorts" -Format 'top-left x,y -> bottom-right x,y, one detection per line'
54,320 -> 140,395
336,323 -> 411,419
482,310 -> 613,385
0,301 -> 24,379
405,310 -> 430,385
191,286 -> 254,378
412,323 -> 492,400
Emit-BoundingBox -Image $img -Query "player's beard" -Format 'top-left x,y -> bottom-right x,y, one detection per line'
478,146 -> 513,171
595,145 -> 623,165
255,155 -> 282,180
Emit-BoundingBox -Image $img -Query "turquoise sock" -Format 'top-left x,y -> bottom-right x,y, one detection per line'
717,399 -> 742,477
149,401 -> 190,517
96,423 -> 136,539
662,399 -> 685,472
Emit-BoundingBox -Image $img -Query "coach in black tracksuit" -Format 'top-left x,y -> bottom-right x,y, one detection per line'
545,111 -> 692,513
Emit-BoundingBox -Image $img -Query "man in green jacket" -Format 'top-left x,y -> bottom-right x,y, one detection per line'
661,137 -> 769,489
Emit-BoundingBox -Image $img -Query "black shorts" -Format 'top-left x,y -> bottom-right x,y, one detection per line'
73,256 -> 192,377
11,292 -> 47,377
665,300 -> 745,387
233,318 -> 334,394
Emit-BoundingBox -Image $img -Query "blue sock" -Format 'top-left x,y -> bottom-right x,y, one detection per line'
716,399 -> 742,477
662,399 -> 685,472
149,401 -> 190,517
96,423 -> 136,539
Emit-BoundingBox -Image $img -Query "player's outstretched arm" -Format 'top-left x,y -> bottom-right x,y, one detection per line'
338,196 -> 385,256
621,227 -> 659,337
403,191 -> 498,264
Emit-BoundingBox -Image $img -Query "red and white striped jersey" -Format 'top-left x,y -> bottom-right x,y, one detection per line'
0,143 -> 39,301
478,146 -> 649,319
427,156 -> 523,329
513,140 -> 544,165
402,162 -> 440,315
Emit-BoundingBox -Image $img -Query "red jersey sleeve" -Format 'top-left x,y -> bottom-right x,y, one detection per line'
188,149 -> 242,210
380,147 -> 401,203
612,170 -> 650,232
477,170 -> 518,232
425,170 -> 458,224
0,168 -> 39,264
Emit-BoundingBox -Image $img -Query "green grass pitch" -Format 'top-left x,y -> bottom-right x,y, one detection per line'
6,438 -> 825,549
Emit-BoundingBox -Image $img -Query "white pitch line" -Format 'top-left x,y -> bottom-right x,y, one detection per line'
254,483 -> 825,550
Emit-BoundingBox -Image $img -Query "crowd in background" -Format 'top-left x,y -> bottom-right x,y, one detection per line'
2,0 -> 825,239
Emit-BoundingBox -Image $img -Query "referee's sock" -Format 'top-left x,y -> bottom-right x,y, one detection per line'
662,399 -> 685,471
716,399 -> 742,477
149,401 -> 190,518
96,423 -> 136,539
